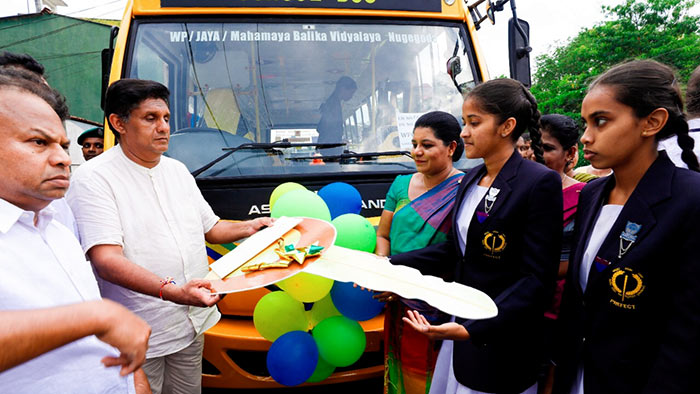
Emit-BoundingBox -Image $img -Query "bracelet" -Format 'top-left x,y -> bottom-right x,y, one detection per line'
159,276 -> 176,300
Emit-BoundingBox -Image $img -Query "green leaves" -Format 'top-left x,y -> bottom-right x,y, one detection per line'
532,0 -> 700,123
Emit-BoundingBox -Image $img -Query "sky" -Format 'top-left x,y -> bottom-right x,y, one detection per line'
477,0 -> 625,77
0,0 -> 697,77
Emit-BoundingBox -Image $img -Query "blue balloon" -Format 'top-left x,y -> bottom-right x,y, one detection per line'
318,182 -> 362,219
330,281 -> 385,321
267,331 -> 319,386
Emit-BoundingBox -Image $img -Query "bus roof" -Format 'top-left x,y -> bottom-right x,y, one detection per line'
130,0 -> 467,20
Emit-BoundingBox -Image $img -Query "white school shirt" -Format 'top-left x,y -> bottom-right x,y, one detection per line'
456,183 -> 489,255
573,203 -> 623,394
67,145 -> 221,358
578,204 -> 623,293
0,198 -> 135,393
658,118 -> 700,169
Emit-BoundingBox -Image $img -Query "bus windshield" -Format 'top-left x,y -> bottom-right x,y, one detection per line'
127,20 -> 477,178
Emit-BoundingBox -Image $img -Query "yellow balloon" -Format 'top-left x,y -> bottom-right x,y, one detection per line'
253,291 -> 308,342
270,182 -> 307,210
277,272 -> 334,303
309,293 -> 341,328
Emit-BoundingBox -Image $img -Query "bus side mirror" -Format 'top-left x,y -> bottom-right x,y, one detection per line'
486,0 -> 496,25
508,18 -> 531,88
101,26 -> 119,110
100,48 -> 113,110
447,56 -> 466,94
447,56 -> 461,80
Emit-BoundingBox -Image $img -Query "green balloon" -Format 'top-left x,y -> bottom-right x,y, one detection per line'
270,189 -> 332,222
331,214 -> 377,252
277,272 -> 334,303
270,182 -> 306,210
312,316 -> 366,367
253,291 -> 308,342
309,293 -> 341,327
306,356 -> 335,383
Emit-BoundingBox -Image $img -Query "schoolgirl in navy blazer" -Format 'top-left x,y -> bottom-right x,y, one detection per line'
554,60 -> 700,394
392,79 -> 563,393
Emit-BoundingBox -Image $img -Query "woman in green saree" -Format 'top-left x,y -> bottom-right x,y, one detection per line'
376,111 -> 465,394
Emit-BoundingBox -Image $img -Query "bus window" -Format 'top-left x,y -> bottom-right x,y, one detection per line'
132,42 -> 169,86
126,20 -> 477,177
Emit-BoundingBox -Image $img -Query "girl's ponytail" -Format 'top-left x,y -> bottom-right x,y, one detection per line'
521,85 -> 544,164
675,118 -> 700,171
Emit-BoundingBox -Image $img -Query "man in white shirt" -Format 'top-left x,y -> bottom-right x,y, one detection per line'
659,65 -> 700,167
0,57 -> 80,239
67,79 -> 273,394
0,70 -> 151,392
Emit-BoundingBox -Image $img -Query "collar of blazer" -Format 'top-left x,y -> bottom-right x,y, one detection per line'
576,151 -> 676,296
456,149 -> 523,206
453,150 -> 523,258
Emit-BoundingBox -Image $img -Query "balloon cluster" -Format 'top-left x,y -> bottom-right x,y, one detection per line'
253,182 -> 385,386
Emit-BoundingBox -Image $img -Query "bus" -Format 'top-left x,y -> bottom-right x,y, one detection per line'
104,0 -> 530,389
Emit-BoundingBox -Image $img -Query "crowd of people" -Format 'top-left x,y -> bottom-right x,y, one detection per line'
381,60 -> 700,394
0,48 -> 699,394
0,53 -> 271,394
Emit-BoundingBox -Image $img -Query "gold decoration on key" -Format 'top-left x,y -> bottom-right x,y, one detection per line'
241,238 -> 324,273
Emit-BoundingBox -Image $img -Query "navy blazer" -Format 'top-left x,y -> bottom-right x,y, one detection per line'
391,151 -> 563,393
554,152 -> 700,394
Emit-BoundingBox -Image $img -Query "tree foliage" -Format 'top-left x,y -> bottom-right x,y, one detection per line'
531,0 -> 700,122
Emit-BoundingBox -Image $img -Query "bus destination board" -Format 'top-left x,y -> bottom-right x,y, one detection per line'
160,0 -> 442,13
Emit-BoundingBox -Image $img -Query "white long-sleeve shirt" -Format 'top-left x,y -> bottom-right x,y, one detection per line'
0,198 -> 135,393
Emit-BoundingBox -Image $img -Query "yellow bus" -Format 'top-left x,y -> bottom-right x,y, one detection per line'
104,0 -> 530,389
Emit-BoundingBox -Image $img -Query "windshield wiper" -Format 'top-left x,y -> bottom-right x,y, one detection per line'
286,150 -> 412,163
191,140 -> 346,178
